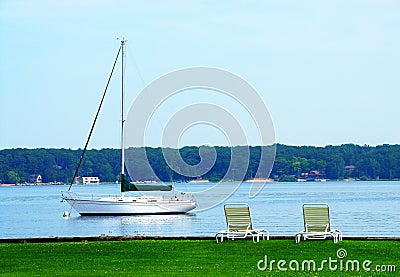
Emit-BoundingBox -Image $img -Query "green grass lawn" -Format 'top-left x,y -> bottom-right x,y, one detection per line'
0,239 -> 398,276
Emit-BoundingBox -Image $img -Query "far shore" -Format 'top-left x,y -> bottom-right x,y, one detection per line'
1,178 -> 400,187
0,182 -> 64,187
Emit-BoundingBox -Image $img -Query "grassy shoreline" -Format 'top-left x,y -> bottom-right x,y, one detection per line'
0,239 -> 398,276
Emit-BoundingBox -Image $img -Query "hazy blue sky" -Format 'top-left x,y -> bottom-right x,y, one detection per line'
1,0 -> 399,149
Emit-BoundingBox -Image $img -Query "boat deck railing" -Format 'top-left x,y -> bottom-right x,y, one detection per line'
61,191 -> 120,200
61,191 -> 195,202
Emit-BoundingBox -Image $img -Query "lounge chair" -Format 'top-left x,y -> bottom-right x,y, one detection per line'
295,203 -> 342,243
216,203 -> 269,243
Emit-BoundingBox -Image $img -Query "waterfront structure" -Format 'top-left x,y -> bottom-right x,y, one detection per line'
82,177 -> 100,184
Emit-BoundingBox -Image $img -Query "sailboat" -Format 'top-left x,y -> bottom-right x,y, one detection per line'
61,40 -> 197,215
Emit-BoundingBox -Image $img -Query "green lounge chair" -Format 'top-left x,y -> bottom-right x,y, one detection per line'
216,203 -> 269,243
295,203 -> 342,243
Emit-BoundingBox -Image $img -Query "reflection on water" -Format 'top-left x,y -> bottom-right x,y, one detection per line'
72,214 -> 197,237
0,181 -> 399,238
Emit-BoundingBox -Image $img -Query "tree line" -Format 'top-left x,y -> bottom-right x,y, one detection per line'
1,144 -> 399,184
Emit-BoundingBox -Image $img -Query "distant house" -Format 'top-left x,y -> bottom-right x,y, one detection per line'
345,165 -> 356,171
344,165 -> 358,178
28,174 -> 42,184
82,176 -> 100,184
299,170 -> 326,182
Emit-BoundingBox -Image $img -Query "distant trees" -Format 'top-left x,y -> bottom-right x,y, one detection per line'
270,144 -> 400,181
0,144 -> 400,184
6,170 -> 20,184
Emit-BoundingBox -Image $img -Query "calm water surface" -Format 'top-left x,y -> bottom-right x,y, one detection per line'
0,181 -> 399,238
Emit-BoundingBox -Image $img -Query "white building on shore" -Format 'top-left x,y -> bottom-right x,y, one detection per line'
82,176 -> 100,184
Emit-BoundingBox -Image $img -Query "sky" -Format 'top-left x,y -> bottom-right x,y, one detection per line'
1,0 -> 399,149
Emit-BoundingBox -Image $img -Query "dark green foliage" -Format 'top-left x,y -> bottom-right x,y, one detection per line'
1,144 -> 400,183
0,148 -> 120,184
272,144 -> 400,181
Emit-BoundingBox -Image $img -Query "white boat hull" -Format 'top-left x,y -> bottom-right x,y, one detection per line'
64,196 -> 196,215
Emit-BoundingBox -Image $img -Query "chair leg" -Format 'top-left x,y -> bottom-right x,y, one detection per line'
254,233 -> 261,243
265,230 -> 270,240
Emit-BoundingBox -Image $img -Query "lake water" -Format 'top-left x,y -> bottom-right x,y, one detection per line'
0,181 -> 399,238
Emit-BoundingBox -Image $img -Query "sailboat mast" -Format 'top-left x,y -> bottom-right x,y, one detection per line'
121,39 -> 126,176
